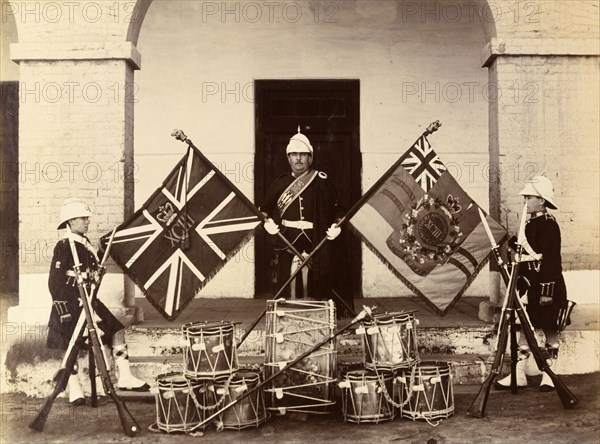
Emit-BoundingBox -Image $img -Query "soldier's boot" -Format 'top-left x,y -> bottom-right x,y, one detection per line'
114,344 -> 150,391
68,367 -> 85,406
540,343 -> 559,392
494,346 -> 530,390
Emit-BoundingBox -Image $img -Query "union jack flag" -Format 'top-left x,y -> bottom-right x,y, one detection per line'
108,145 -> 260,321
349,130 -> 506,316
401,135 -> 447,192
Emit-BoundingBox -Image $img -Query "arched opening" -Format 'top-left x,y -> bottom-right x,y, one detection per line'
131,0 -> 495,304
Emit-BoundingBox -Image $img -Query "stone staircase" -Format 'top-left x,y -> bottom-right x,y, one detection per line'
2,297 -> 598,399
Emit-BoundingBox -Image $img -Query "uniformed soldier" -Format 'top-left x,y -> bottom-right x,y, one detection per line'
260,128 -> 353,315
47,199 -> 149,406
495,175 -> 572,392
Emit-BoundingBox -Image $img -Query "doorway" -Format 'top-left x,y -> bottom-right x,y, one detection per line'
254,79 -> 361,298
1,81 -> 19,294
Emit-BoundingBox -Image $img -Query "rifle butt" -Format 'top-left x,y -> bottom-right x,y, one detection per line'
111,393 -> 141,436
466,374 -> 495,418
548,371 -> 579,409
29,392 -> 59,432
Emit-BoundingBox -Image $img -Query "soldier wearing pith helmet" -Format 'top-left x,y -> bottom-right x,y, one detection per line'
260,128 -> 354,317
47,198 -> 149,406
495,175 -> 571,393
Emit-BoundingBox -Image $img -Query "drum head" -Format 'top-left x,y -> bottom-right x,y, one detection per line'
157,372 -> 188,387
183,320 -> 234,334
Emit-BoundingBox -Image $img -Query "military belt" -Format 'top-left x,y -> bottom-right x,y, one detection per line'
65,270 -> 93,279
282,220 -> 314,230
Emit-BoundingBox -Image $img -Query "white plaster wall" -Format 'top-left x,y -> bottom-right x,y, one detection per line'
133,0 -> 491,298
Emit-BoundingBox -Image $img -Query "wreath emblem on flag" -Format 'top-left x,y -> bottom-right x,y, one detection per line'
395,194 -> 463,265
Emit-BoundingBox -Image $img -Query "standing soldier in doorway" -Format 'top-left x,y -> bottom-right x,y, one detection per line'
260,128 -> 354,318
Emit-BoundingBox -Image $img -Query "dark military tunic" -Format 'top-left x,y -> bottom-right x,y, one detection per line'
47,234 -> 123,350
261,170 -> 353,316
520,211 -> 568,331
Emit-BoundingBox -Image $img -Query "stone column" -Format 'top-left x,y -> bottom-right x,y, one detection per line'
7,42 -> 142,326
478,37 -> 599,322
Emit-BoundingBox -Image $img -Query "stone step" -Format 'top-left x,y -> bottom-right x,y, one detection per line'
124,322 -> 599,376
5,324 -> 597,398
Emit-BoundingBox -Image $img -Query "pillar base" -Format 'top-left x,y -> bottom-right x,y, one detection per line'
478,300 -> 501,324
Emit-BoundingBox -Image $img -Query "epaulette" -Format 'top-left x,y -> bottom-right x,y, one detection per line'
544,213 -> 556,221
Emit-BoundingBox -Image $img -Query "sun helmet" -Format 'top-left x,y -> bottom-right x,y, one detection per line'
286,126 -> 313,155
519,175 -> 557,210
57,198 -> 93,229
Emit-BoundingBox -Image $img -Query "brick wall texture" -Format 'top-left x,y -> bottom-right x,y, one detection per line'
18,59 -> 134,273
493,55 -> 599,270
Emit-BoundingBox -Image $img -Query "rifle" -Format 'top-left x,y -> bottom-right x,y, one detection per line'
467,204 -> 527,417
29,228 -> 118,432
67,233 -> 140,436
467,208 -> 578,418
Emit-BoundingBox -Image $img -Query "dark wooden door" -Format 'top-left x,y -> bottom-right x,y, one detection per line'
1,82 -> 19,294
254,80 -> 361,298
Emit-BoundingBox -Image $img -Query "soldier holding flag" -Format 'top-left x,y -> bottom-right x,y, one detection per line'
260,129 -> 353,316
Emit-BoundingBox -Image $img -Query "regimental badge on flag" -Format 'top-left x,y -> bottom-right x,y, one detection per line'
108,145 -> 261,321
349,133 -> 507,316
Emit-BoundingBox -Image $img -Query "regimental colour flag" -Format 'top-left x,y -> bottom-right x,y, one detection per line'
108,145 -> 261,321
349,133 -> 507,315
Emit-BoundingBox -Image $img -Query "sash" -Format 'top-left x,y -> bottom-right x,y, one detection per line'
277,170 -> 319,217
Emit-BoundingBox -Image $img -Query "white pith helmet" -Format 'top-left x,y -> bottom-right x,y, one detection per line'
57,198 -> 92,229
519,175 -> 557,210
286,126 -> 313,155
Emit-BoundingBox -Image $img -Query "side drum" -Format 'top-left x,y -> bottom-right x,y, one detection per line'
212,370 -> 267,430
153,372 -> 214,433
339,369 -> 395,424
182,321 -> 238,381
361,312 -> 419,371
396,361 -> 454,423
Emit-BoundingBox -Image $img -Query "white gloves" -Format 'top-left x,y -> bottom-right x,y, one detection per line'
264,218 -> 280,235
326,223 -> 341,240
265,218 -> 340,239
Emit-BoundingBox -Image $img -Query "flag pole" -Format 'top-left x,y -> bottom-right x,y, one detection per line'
171,130 -> 308,262
340,120 -> 441,223
171,130 -> 355,324
273,121 -> 442,299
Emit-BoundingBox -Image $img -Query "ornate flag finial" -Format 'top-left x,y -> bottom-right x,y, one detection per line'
297,125 -> 301,133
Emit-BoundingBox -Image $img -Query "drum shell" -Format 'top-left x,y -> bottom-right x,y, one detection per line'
182,321 -> 238,380
264,299 -> 336,414
362,312 -> 419,371
155,372 -> 215,433
212,370 -> 267,430
396,361 -> 454,421
340,369 -> 395,424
